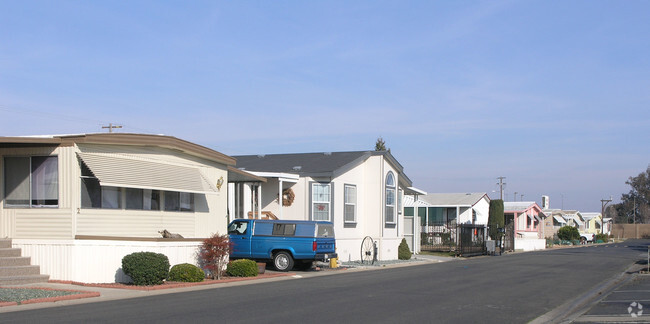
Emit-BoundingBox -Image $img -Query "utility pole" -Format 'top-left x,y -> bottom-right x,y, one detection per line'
520,194 -> 524,201
514,192 -> 518,202
601,196 -> 612,235
496,177 -> 506,200
102,123 -> 123,133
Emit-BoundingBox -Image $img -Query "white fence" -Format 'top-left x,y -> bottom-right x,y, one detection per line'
514,238 -> 545,251
13,238 -> 203,283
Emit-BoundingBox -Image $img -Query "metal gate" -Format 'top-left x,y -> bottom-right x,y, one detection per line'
420,224 -> 456,253
457,224 -> 486,256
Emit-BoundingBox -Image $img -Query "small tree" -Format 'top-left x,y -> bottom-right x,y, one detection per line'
199,233 -> 230,280
557,226 -> 580,241
398,238 -> 412,260
375,137 -> 387,151
488,199 -> 505,240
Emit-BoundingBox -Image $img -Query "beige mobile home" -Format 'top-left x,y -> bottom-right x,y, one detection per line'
0,133 -> 261,283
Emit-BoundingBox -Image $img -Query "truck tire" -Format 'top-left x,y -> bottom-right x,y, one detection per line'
273,251 -> 294,271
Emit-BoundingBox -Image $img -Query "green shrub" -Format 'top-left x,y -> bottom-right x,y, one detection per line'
226,259 -> 258,277
122,252 -> 170,286
557,226 -> 580,241
168,263 -> 205,282
398,238 -> 412,260
594,233 -> 609,243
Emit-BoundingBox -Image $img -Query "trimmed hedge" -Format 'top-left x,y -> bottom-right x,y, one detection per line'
398,238 -> 412,260
122,252 -> 170,286
226,259 -> 258,277
168,263 -> 205,282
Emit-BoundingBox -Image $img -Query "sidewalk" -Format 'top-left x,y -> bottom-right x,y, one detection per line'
0,253 -> 453,313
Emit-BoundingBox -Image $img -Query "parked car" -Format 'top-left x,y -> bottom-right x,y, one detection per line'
227,219 -> 337,271
579,232 -> 595,244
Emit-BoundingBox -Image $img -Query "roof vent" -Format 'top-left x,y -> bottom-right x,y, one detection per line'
292,166 -> 302,171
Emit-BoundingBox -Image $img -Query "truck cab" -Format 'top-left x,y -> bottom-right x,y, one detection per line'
228,219 -> 337,271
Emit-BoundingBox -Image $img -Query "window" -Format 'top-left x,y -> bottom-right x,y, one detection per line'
228,221 -> 248,235
272,223 -> 296,236
311,183 -> 331,221
164,191 -> 194,212
385,172 -> 396,224
317,224 -> 334,237
4,156 -> 58,207
344,184 -> 356,223
126,188 -> 160,210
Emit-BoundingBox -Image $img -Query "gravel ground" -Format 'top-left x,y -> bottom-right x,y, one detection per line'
0,288 -> 81,303
339,258 -> 425,267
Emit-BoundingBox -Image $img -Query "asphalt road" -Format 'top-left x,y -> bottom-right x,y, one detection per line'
2,240 -> 648,324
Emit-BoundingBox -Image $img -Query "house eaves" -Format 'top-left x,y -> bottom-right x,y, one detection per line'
0,133 -> 236,167
60,133 -> 236,166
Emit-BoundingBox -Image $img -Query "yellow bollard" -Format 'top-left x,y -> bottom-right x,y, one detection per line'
329,257 -> 338,268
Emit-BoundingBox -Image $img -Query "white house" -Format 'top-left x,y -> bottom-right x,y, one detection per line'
230,150 -> 423,262
403,193 -> 490,254
0,133 -> 263,283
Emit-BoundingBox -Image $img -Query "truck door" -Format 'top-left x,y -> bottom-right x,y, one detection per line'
228,220 -> 252,258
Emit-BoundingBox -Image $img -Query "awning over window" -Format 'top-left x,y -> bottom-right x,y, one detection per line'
78,153 -> 217,194
554,216 -> 567,224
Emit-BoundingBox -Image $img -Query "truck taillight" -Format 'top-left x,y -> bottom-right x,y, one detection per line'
313,241 -> 317,251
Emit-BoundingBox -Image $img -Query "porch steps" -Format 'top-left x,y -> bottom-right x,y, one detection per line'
0,239 -> 50,285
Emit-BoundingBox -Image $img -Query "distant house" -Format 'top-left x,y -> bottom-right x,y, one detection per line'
503,201 -> 546,251
580,212 -> 602,234
231,151 -> 423,262
403,193 -> 490,254
0,133 -> 262,283
562,210 -> 585,231
542,209 -> 567,238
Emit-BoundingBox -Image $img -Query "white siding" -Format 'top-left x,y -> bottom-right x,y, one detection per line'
14,239 -> 203,283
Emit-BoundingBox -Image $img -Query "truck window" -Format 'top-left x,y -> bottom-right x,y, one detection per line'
228,221 -> 248,235
272,224 -> 296,236
317,224 -> 334,237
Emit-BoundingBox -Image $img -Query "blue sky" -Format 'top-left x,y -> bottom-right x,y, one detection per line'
1,1 -> 649,212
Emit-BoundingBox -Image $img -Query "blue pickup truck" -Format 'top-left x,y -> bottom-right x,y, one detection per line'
228,219 -> 337,271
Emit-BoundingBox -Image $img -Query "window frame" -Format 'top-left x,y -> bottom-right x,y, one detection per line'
385,172 -> 396,225
344,184 -> 357,224
310,182 -> 332,222
4,156 -> 59,208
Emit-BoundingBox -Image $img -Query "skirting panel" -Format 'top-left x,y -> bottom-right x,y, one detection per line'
13,239 -> 202,283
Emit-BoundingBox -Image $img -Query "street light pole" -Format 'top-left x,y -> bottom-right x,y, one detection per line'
601,197 -> 612,235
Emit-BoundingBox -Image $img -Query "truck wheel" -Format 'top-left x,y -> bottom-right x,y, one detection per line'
273,251 -> 294,271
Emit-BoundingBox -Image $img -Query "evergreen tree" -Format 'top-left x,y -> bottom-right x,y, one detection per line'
375,137 -> 387,151
488,199 -> 504,240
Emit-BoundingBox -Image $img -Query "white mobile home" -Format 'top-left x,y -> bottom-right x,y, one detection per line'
230,151 -> 423,262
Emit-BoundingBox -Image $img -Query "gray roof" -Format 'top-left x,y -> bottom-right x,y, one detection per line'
504,201 -> 541,212
418,193 -> 488,207
233,150 -> 412,186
